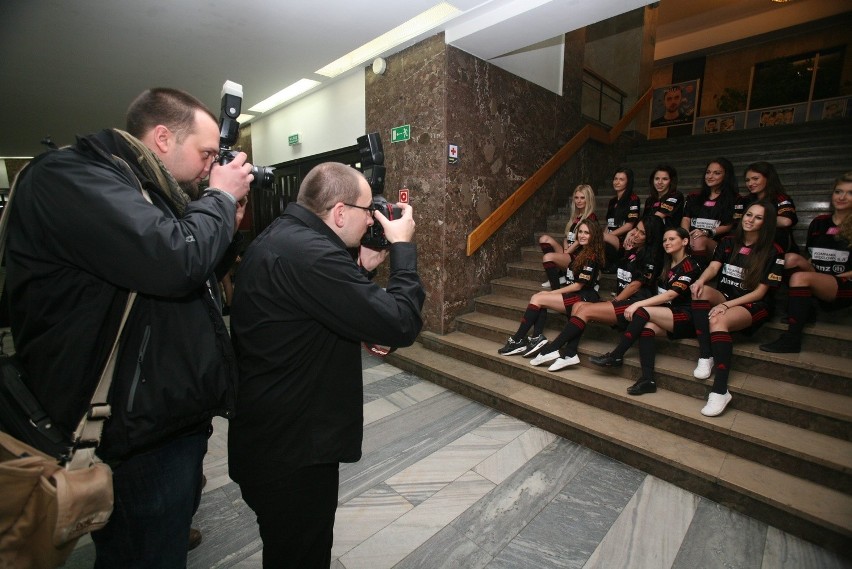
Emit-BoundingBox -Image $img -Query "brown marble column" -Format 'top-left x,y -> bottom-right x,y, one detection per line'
366,32 -> 621,334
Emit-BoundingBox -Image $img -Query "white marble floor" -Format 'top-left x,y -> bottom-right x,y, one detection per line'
67,352 -> 851,569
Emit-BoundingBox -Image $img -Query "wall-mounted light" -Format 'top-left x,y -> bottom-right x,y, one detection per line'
372,58 -> 387,75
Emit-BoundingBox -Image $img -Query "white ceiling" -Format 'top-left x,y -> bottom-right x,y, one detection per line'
0,0 -> 845,158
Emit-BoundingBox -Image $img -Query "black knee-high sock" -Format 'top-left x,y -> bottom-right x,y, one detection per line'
546,316 -> 585,354
533,308 -> 548,336
692,300 -> 712,358
785,286 -> 812,337
543,262 -> 563,290
513,304 -> 541,340
638,329 -> 656,380
539,242 -> 555,254
710,331 -> 733,394
611,308 -> 650,358
560,334 -> 582,358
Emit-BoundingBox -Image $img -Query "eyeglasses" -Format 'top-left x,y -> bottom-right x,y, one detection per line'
343,202 -> 375,214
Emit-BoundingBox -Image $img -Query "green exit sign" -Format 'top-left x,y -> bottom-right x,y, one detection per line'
288,133 -> 300,146
391,125 -> 410,143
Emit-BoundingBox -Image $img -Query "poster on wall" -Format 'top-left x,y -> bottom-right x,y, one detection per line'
697,113 -> 741,134
650,80 -> 699,128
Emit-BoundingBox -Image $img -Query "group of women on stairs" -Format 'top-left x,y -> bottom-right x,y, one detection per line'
498,163 -> 852,418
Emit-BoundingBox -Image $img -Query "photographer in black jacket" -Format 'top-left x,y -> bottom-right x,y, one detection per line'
5,88 -> 252,568
229,161 -> 425,568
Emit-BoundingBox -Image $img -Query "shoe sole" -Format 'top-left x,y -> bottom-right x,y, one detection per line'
627,385 -> 656,395
499,347 -> 527,356
530,352 -> 560,366
548,358 -> 579,371
591,359 -> 622,368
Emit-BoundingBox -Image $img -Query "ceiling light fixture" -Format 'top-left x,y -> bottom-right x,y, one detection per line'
315,2 -> 461,78
249,79 -> 322,113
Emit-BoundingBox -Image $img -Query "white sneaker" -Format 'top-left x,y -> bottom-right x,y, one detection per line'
693,357 -> 714,379
530,350 -> 560,366
541,280 -> 551,288
701,391 -> 732,417
548,355 -> 580,371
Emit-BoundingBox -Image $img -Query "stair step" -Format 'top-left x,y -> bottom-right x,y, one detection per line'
456,310 -> 852,437
387,339 -> 852,555
470,291 -> 852,390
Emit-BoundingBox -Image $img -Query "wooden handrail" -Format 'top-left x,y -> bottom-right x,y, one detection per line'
466,88 -> 652,256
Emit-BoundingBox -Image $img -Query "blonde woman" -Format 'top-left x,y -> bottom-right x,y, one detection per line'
539,184 -> 597,289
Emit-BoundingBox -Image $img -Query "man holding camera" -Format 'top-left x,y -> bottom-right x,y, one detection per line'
228,161 -> 425,568
5,88 -> 252,567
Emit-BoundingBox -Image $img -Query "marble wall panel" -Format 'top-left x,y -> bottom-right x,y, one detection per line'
366,31 -> 638,334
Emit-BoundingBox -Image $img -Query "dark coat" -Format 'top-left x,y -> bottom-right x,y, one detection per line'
228,202 -> 425,485
6,130 -> 238,460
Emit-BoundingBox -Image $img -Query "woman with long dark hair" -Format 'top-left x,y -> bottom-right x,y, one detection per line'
690,200 -> 783,417
590,227 -> 702,395
538,184 -> 597,289
761,172 -> 852,353
498,220 -> 605,356
681,157 -> 739,260
602,167 -> 641,269
642,164 -> 684,229
743,161 -> 798,253
528,216 -> 665,370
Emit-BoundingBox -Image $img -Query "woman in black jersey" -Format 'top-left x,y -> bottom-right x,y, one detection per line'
743,161 -> 799,253
761,172 -> 852,353
602,167 -> 641,268
642,165 -> 684,229
528,217 -> 665,371
682,157 -> 739,260
690,201 -> 784,417
498,220 -> 605,357
590,227 -> 702,395
538,184 -> 597,289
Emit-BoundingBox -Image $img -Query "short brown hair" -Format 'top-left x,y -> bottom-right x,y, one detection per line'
125,88 -> 216,142
297,162 -> 366,215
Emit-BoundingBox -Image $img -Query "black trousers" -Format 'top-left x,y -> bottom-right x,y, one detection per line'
239,463 -> 340,569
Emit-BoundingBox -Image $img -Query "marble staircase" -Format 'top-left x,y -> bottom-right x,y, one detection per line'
387,120 -> 852,558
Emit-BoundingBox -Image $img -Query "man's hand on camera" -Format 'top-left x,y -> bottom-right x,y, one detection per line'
209,151 -> 253,203
359,246 -> 389,272
373,203 -> 415,244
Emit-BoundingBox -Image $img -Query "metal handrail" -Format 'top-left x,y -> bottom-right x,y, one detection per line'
466,88 -> 652,256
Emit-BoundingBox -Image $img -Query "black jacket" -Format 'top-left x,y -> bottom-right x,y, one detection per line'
6,130 -> 239,460
228,203 -> 425,485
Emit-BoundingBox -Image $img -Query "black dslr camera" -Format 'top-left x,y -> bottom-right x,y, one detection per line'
358,132 -> 402,249
217,80 -> 274,189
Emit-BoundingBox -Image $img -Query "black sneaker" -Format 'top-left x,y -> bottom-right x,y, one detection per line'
627,379 -> 656,395
589,352 -> 623,367
523,335 -> 548,358
498,336 -> 529,356
759,333 -> 801,354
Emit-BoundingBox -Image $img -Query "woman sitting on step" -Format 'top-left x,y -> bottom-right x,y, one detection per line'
538,184 -> 597,289
760,172 -> 852,354
742,161 -> 799,254
589,226 -> 703,395
681,157 -> 739,261
641,164 -> 684,229
602,167 -> 641,271
689,200 -> 783,417
497,220 -> 605,357
527,216 -> 665,371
